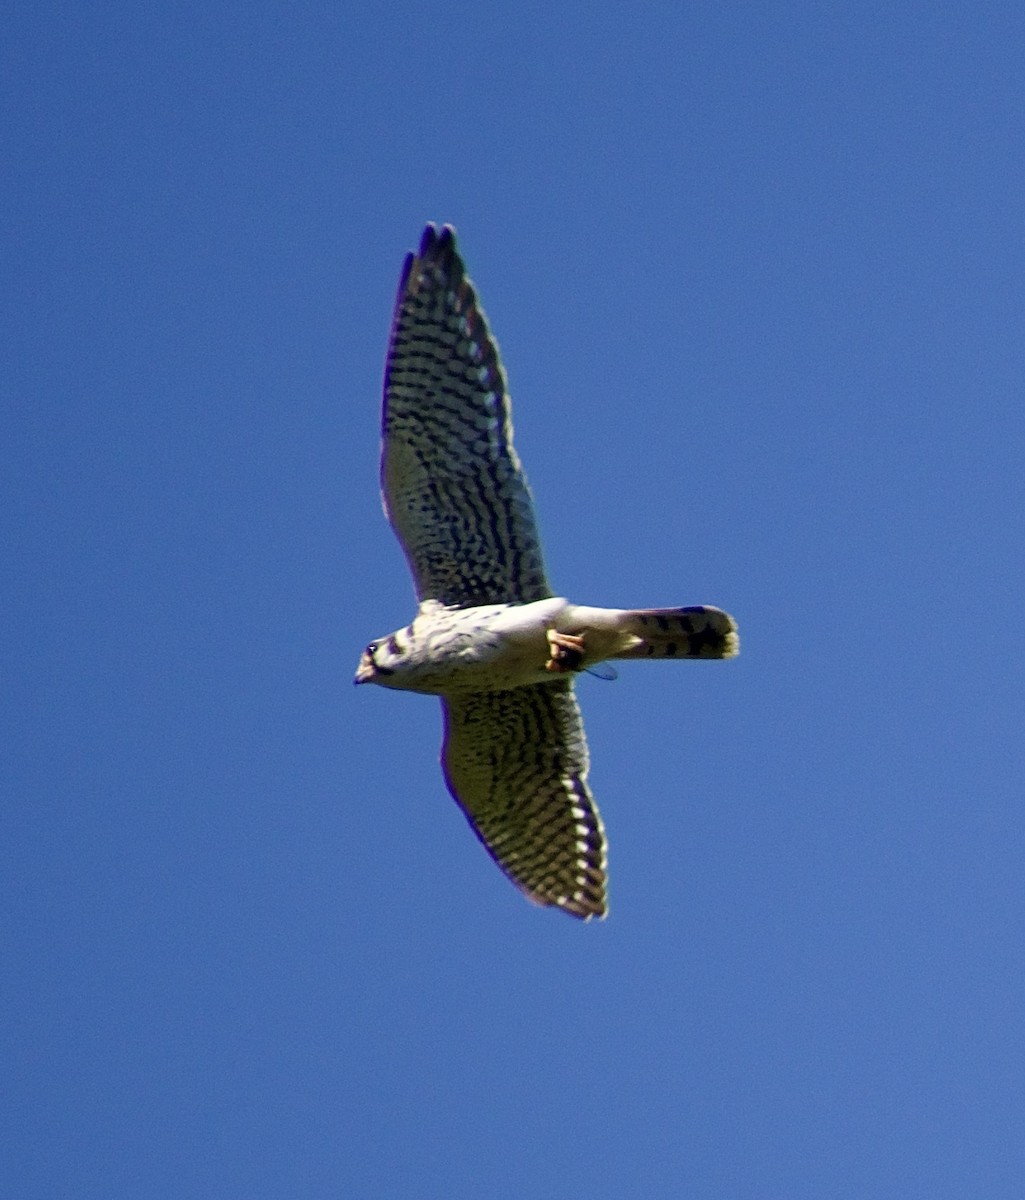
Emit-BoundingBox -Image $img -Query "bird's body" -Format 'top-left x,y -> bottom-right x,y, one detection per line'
355,225 -> 738,919
358,598 -> 571,695
357,597 -> 738,695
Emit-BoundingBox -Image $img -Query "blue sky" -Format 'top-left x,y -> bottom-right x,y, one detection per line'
5,3 -> 1024,1196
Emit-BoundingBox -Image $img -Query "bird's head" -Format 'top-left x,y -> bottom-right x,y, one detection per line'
353,633 -> 406,687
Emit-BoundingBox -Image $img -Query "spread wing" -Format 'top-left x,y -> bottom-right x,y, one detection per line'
381,224 -> 551,608
441,682 -> 607,919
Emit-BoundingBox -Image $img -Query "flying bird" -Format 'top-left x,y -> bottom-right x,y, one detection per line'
355,225 -> 738,919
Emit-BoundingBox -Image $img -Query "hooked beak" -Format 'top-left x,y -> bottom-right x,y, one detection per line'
353,655 -> 376,686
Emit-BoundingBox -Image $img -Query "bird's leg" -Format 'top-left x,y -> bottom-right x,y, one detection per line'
545,630 -> 586,673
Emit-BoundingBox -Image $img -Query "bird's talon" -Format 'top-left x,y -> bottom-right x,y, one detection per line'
546,631 -> 586,673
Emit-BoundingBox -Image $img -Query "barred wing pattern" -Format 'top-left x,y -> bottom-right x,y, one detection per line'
442,682 -> 607,919
382,225 -> 551,608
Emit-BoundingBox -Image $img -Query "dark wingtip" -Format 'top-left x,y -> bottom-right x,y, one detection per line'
420,223 -> 463,272
392,224 -> 460,312
419,222 -> 457,259
419,222 -> 438,255
395,250 -> 416,296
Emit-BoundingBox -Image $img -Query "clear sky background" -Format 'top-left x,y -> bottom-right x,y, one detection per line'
5,4 -> 1024,1197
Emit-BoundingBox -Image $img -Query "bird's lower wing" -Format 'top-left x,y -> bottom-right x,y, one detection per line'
441,682 -> 607,919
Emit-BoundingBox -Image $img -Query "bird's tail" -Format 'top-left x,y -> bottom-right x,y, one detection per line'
608,606 -> 739,661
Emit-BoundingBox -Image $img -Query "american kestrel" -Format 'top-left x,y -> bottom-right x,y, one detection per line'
355,225 -> 738,919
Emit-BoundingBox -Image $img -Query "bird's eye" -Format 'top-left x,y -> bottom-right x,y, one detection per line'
366,642 -> 378,658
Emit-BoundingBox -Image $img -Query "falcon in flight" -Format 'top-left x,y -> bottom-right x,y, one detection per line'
355,225 -> 738,919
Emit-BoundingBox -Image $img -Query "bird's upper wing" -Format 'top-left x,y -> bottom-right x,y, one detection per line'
381,225 -> 552,608
441,682 -> 607,919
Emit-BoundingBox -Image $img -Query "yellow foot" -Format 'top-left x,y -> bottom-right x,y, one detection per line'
545,630 -> 586,673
